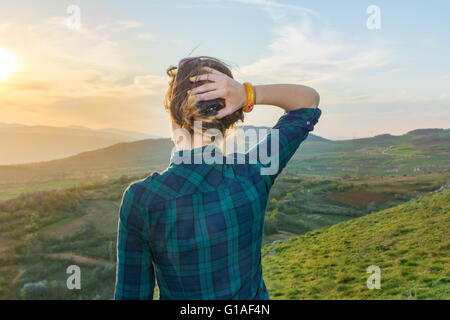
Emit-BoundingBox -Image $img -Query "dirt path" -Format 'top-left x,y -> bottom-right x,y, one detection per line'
42,253 -> 109,266
11,268 -> 25,287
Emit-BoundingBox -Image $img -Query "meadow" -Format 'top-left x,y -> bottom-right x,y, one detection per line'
263,190 -> 450,300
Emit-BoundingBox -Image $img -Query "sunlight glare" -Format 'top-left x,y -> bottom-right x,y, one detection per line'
0,48 -> 17,81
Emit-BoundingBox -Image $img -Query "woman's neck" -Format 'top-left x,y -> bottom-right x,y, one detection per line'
173,133 -> 217,152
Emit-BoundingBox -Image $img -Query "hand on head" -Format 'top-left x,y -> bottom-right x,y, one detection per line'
189,67 -> 247,119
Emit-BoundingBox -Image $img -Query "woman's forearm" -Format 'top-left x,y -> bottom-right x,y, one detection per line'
254,84 -> 320,111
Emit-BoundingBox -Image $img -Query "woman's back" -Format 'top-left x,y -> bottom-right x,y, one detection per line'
125,151 -> 269,299
115,107 -> 322,300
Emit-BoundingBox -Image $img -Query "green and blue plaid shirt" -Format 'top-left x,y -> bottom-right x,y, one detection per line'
114,107 -> 322,300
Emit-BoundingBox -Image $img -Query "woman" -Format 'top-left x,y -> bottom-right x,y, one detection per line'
115,56 -> 322,300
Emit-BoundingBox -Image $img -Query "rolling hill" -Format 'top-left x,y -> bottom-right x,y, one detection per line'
0,131 -> 328,183
262,189 -> 450,300
0,128 -> 447,184
0,123 -> 160,165
288,128 -> 450,176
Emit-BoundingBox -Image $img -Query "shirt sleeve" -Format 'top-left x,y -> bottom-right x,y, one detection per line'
251,107 -> 322,187
114,184 -> 155,300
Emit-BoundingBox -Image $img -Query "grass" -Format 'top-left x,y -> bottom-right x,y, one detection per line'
262,189 -> 450,300
39,215 -> 79,233
0,179 -> 83,201
263,172 -> 449,244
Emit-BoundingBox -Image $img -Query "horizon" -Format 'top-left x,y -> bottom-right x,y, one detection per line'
1,120 -> 448,142
0,0 -> 449,139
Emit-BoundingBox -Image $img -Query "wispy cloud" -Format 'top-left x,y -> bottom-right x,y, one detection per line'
0,17 -> 166,128
116,20 -> 144,29
238,18 -> 390,84
223,0 -> 316,14
137,33 -> 155,41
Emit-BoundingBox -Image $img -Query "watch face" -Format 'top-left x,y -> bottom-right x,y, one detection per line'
197,98 -> 223,116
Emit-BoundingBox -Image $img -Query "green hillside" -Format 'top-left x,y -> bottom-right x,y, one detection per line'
289,128 -> 450,176
263,172 -> 450,245
262,190 -> 450,300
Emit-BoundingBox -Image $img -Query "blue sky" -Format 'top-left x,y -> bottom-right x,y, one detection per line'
0,0 -> 449,139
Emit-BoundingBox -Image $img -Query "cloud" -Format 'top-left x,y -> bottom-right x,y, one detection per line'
204,0 -> 322,24
137,33 -> 155,41
0,17 -> 168,132
206,0 -> 317,16
209,1 -> 390,87
322,89 -> 450,105
116,20 -> 144,29
224,0 -> 314,12
238,19 -> 390,84
2,80 -> 51,92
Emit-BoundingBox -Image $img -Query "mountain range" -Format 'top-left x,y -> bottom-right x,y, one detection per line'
0,127 -> 447,184
0,123 -> 160,165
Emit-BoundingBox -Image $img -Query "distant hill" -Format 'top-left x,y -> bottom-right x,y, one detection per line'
0,138 -> 173,182
289,128 -> 450,176
262,189 -> 450,299
239,125 -> 330,142
0,128 -> 327,182
0,128 -> 448,183
0,123 -> 160,165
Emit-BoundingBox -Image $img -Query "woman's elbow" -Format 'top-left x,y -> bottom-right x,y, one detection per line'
305,88 -> 320,108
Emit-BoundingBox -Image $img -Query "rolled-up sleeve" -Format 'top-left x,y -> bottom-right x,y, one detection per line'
253,107 -> 322,185
114,185 -> 155,300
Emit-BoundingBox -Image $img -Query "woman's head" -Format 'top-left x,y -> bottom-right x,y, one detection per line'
165,56 -> 244,138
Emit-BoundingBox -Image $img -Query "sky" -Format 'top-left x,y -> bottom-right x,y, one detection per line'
0,0 -> 449,139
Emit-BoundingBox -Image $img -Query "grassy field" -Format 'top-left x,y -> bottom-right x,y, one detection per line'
262,190 -> 450,300
262,172 -> 449,244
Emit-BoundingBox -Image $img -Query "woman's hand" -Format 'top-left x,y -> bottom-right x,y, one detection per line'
190,67 -> 247,119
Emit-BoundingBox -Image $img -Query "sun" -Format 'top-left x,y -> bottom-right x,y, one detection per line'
0,48 -> 17,81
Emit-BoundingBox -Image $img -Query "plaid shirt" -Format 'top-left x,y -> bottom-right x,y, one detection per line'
114,107 -> 322,300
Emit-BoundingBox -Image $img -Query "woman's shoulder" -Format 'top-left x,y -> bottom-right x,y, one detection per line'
123,172 -> 160,203
126,169 -> 181,204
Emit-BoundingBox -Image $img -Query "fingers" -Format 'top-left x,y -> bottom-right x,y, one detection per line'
195,89 -> 225,101
190,73 -> 222,83
191,83 -> 218,95
190,67 -> 227,83
215,108 -> 229,119
202,66 -> 224,76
